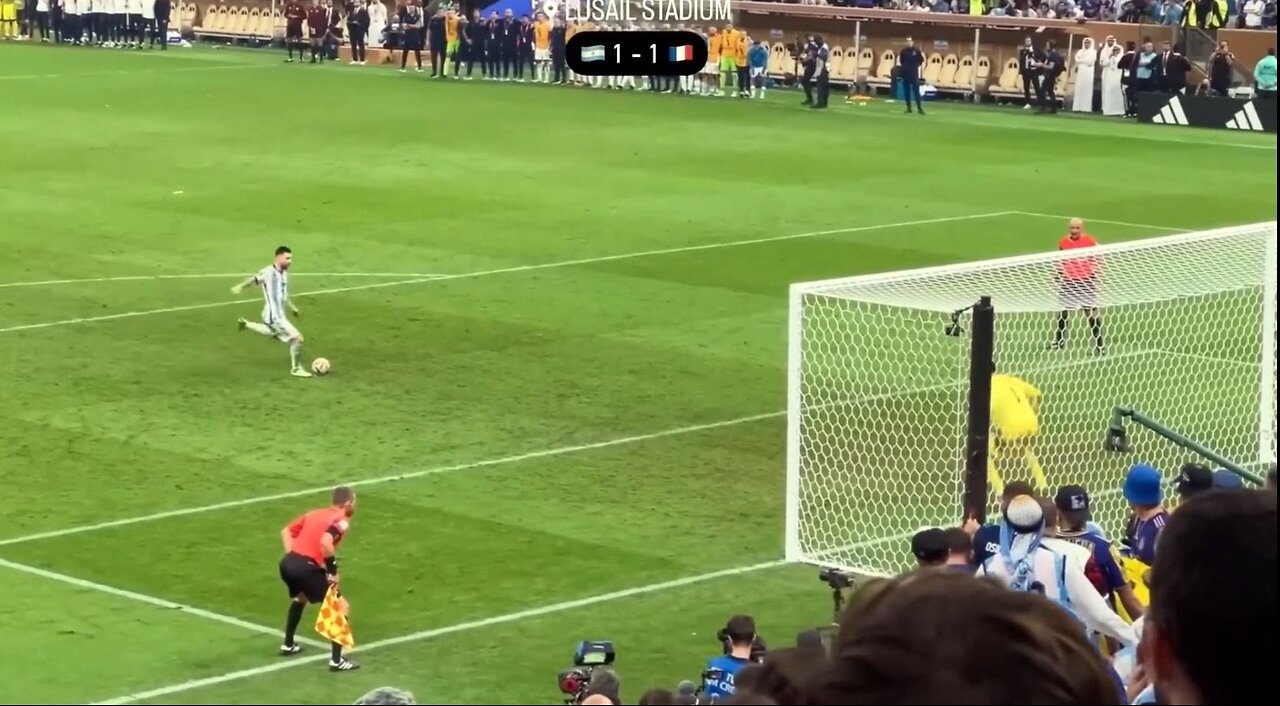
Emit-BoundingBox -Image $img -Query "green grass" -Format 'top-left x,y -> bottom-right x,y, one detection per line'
0,43 -> 1274,705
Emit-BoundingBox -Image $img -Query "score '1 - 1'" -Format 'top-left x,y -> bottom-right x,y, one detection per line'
567,31 -> 710,76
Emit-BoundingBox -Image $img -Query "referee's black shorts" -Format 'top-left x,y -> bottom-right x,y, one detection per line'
279,552 -> 328,603
1059,275 -> 1099,310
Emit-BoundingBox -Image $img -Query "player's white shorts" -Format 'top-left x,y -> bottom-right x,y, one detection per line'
701,61 -> 716,76
263,312 -> 301,342
750,66 -> 765,78
535,48 -> 549,62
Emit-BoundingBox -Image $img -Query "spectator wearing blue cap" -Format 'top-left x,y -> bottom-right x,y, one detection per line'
1123,463 -> 1170,566
1212,469 -> 1245,490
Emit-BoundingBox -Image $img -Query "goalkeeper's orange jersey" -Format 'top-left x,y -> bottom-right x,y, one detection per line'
534,19 -> 549,50
445,13 -> 459,42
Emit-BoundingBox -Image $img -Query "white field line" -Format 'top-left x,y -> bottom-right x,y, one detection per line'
90,530 -> 916,705
1013,211 -> 1194,234
1151,349 -> 1262,368
0,63 -> 274,81
0,556 -> 327,649
0,348 -> 1149,549
0,211 -> 1016,336
0,273 -> 449,289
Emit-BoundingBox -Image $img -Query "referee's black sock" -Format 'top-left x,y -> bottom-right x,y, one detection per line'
331,641 -> 343,662
1055,311 -> 1069,345
284,602 -> 305,646
1088,314 -> 1105,350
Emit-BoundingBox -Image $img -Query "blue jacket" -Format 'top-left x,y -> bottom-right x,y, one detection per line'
748,43 -> 768,69
1256,55 -> 1278,90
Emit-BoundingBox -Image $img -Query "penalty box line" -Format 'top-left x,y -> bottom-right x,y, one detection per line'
89,531 -> 915,705
0,556 -> 328,649
0,211 -> 1016,336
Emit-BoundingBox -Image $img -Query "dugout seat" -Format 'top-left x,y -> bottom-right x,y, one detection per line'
769,42 -> 787,76
922,53 -> 943,84
936,54 -> 958,86
838,49 -> 858,82
827,46 -> 845,80
181,3 -> 198,34
194,4 -> 229,39
251,8 -> 274,37
866,49 -> 897,89
974,56 -> 991,93
228,8 -> 253,36
987,57 -> 1021,98
856,47 -> 874,82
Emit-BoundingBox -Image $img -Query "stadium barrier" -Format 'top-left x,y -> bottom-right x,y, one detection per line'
1137,91 -> 1278,132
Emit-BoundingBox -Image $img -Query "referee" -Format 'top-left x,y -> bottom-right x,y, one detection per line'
1049,218 -> 1106,355
278,486 -> 360,672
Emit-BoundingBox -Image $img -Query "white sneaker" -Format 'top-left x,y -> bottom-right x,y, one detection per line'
399,68 -> 406,73
349,60 -> 357,64
291,367 -> 313,378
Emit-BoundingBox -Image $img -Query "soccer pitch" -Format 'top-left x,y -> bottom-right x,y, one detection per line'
0,44 -> 1274,705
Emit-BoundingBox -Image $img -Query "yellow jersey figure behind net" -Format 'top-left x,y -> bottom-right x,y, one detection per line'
989,370 -> 1049,495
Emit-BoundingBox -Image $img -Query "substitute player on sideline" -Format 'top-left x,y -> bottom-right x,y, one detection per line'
1050,218 -> 1106,355
278,486 -> 360,671
232,246 -> 311,378
989,363 -> 1049,494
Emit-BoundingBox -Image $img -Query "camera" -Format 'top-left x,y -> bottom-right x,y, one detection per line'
557,640 -> 616,704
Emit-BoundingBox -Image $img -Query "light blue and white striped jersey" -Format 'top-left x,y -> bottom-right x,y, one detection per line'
256,265 -> 289,324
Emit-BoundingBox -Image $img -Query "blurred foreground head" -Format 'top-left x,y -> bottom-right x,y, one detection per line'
813,570 -> 1122,704
353,687 -> 417,705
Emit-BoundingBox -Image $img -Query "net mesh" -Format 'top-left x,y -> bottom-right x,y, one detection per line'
786,223 -> 1278,577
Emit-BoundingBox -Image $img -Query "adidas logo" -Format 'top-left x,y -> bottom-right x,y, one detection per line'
1151,96 -> 1188,126
1225,102 -> 1265,131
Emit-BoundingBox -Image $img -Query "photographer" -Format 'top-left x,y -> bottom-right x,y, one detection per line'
702,615 -> 758,701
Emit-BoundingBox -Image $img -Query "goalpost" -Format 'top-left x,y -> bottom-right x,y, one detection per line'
785,222 -> 1277,577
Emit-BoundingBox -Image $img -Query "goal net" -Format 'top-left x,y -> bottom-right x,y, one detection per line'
785,222 -> 1277,577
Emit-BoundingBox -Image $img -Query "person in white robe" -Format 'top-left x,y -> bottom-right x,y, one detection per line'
1071,38 -> 1096,112
1098,36 -> 1126,116
367,0 -> 386,48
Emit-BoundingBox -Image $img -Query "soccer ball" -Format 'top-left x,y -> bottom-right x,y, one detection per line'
311,358 -> 331,376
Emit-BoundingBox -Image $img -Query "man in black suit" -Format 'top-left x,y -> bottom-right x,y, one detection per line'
1040,40 -> 1064,113
1158,41 -> 1191,93
1019,36 -> 1045,110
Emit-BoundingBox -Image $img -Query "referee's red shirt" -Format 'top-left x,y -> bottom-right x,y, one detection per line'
286,507 -> 349,566
1058,234 -> 1098,280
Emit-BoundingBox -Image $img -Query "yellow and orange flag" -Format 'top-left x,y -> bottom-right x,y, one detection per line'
314,587 -> 355,648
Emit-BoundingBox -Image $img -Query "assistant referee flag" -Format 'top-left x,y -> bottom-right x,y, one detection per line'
315,587 -> 355,648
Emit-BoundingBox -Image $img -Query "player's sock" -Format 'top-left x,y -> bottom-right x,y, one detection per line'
284,602 -> 304,646
1025,449 -> 1048,492
1088,314 -> 1105,351
290,340 -> 303,370
1053,310 -> 1069,347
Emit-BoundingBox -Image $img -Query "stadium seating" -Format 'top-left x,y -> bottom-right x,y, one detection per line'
866,49 -> 896,90
194,4 -> 277,41
973,55 -> 991,93
922,53 -> 943,85
988,57 -> 1021,99
828,46 -> 846,83
856,47 -> 874,83
936,53 -> 958,87
838,48 -> 857,83
179,3 -> 198,35
768,42 -> 786,76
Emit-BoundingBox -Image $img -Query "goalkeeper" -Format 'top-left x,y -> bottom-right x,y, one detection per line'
988,365 -> 1049,495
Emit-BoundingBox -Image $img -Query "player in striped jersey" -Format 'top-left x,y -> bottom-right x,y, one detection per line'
231,246 -> 311,378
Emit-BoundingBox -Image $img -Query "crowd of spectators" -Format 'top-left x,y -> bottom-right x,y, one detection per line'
786,0 -> 1278,28
344,463 -> 1274,705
